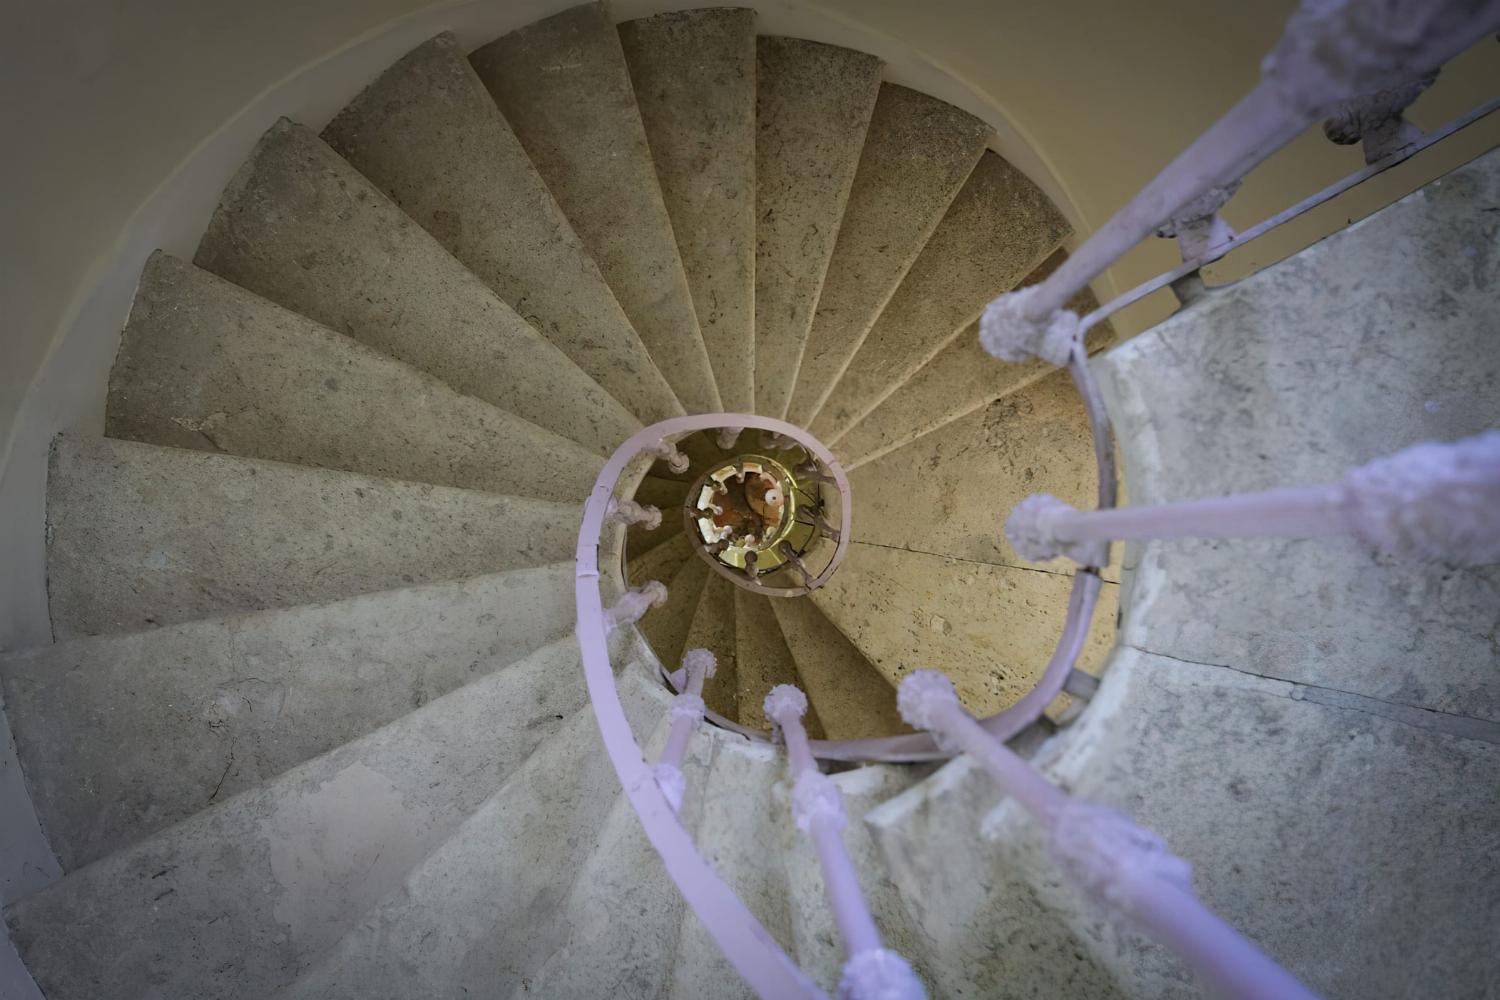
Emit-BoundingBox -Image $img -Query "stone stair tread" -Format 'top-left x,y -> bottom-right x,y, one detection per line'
470,2 -> 720,414
46,436 -> 577,638
733,589 -> 823,736
194,119 -> 637,456
108,253 -> 604,496
4,636 -> 598,1000
620,9 -> 757,412
1,564 -> 575,871
272,660 -> 669,1000
684,572 -> 739,720
320,33 -> 682,428
627,474 -> 689,558
1093,148 -> 1500,723
626,529 -> 694,590
809,150 -> 1070,443
753,36 -> 881,418
770,593 -> 908,741
639,555 -> 712,673
785,83 -> 992,426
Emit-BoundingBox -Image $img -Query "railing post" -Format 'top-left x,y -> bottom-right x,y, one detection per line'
896,671 -> 1321,1000
652,648 -> 716,813
1323,72 -> 1437,163
605,497 -> 662,530
1004,431 -> 1500,567
1154,181 -> 1240,265
764,686 -> 926,1000
647,438 -> 690,474
717,426 -> 744,450
603,580 -> 668,630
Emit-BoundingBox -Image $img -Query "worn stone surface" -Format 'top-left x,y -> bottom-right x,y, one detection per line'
273,661 -> 668,1000
626,528 -> 692,590
668,736 -> 792,1000
785,84 -> 991,426
754,36 -> 881,417
1,564 -> 574,871
810,151 -> 1070,442
837,253 -> 1109,467
4,637 -> 596,1000
685,572 -> 739,720
194,120 -> 636,455
471,3 -> 720,414
47,436 -> 577,638
638,553 -> 709,673
620,10 -> 756,413
322,34 -> 682,426
1095,149 -> 1500,723
811,542 -> 1118,717
733,590 -> 823,736
627,475 -> 688,559
109,254 -> 606,494
849,369 -> 1121,581
770,594 -> 908,740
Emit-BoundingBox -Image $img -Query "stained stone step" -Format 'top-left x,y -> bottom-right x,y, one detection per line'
273,661 -> 669,1000
108,254 -> 605,495
770,594 -> 908,740
321,33 -> 683,426
683,572 -> 739,720
620,9 -> 757,412
194,120 -> 637,456
835,252 -> 1109,468
626,529 -> 693,591
639,554 -> 711,672
808,151 -> 1070,443
809,542 -> 1117,719
754,36 -> 882,417
4,636 -> 598,1000
470,2 -> 721,414
733,589 -> 824,736
1,563 -> 576,871
46,436 -> 577,638
784,84 -> 992,426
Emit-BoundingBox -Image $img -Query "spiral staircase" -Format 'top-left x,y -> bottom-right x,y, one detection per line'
2,4 -> 1497,998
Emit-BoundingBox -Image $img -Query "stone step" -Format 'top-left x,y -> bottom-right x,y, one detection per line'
627,475 -> 689,558
666,736 -> 792,1000
848,368 -> 1122,581
769,593 -> 908,741
193,119 -> 637,456
639,554 -> 711,673
733,589 -> 823,736
46,436 -> 577,638
753,36 -> 881,417
626,529 -> 693,591
470,3 -> 721,414
834,252 -> 1108,468
808,150 -> 1070,443
320,34 -> 683,427
273,660 -> 669,1000
108,253 -> 605,496
1,563 -> 575,871
1093,148 -> 1500,724
809,542 -> 1117,719
4,636 -> 598,1000
684,572 -> 739,720
620,9 -> 757,413
782,764 -> 928,994
784,84 -> 991,426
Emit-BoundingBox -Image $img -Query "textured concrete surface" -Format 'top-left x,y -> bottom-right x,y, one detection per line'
322,34 -> 682,426
620,10 -> 756,413
627,475 -> 688,558
109,254 -> 607,494
638,554 -> 710,673
626,529 -> 692,590
5,636 -> 596,1000
783,764 -> 930,994
275,661 -> 668,1000
770,595 -> 909,740
668,736 -> 792,1000
685,573 -> 739,720
754,36 -> 881,417
733,590 -> 823,736
1096,149 -> 1500,723
195,120 -> 637,456
47,436 -> 577,638
904,645 -> 1500,999
1,564 -> 574,870
849,369 -> 1121,581
811,542 -> 1118,717
471,3 -> 720,414
837,253 -> 1109,468
785,85 -> 991,426
810,151 -> 1070,442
